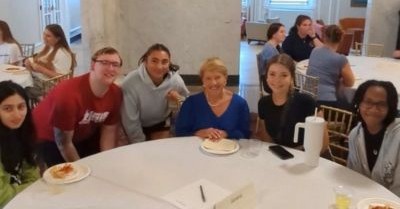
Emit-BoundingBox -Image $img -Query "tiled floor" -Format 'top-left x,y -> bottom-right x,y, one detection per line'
238,41 -> 264,113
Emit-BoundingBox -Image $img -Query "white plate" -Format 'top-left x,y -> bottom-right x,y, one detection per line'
357,198 -> 400,209
43,162 -> 91,184
0,66 -> 25,72
200,140 -> 240,155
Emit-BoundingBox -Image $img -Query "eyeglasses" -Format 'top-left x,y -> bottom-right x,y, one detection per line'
94,60 -> 121,68
360,100 -> 388,111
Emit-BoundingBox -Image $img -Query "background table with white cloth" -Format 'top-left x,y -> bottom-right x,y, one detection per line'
5,137 -> 400,209
297,56 -> 400,109
0,64 -> 33,87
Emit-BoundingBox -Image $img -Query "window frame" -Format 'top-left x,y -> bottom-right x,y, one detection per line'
265,0 -> 315,10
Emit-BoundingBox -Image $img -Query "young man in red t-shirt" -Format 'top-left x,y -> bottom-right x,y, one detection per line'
34,47 -> 123,166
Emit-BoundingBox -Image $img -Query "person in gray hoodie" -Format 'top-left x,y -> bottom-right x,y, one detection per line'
121,43 -> 189,143
347,80 -> 400,196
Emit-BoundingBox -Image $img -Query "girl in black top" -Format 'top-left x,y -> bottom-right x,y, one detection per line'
257,54 -> 329,150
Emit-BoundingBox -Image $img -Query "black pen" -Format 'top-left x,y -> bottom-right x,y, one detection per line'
200,185 -> 206,202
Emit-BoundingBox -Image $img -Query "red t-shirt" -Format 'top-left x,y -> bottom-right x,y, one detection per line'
33,73 -> 122,142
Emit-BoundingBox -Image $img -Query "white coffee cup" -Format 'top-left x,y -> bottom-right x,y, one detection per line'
294,116 -> 325,167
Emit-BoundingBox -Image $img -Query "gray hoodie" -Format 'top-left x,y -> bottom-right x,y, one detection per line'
347,118 -> 400,196
121,63 -> 189,143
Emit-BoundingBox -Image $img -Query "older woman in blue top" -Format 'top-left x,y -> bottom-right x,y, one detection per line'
175,57 -> 251,140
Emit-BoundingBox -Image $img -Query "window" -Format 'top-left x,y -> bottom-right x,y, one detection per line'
242,0 -> 248,8
265,0 -> 314,9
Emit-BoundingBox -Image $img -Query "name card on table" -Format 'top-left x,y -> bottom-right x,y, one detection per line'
214,184 -> 256,209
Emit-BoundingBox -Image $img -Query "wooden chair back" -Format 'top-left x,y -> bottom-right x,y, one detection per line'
337,33 -> 353,56
320,105 -> 354,166
42,71 -> 73,95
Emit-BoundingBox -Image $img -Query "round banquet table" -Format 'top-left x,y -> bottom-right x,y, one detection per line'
296,56 -> 400,109
5,137 -> 400,209
0,64 -> 33,87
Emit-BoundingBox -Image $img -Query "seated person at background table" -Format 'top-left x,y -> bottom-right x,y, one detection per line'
347,80 -> 400,196
393,50 -> 400,59
0,20 -> 22,65
24,24 -> 76,95
282,15 -> 323,62
33,47 -> 122,167
307,24 -> 355,109
121,43 -> 189,143
0,81 -> 39,207
258,54 -> 329,150
175,57 -> 251,140
258,22 -> 286,93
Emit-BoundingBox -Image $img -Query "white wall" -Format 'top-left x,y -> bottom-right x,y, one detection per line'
317,0 -> 366,24
365,0 -> 400,57
67,0 -> 81,37
81,0 -> 242,76
0,0 -> 81,45
0,0 -> 11,21
0,0 -> 41,44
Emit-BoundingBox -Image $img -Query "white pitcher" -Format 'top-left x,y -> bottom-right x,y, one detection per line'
293,116 -> 325,167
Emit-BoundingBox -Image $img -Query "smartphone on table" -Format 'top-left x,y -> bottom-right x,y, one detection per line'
268,145 -> 294,160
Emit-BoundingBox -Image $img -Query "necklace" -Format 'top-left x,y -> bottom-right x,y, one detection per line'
206,92 -> 224,107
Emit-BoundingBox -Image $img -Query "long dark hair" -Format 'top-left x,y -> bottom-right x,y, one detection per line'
35,24 -> 76,70
0,20 -> 22,54
289,15 -> 312,36
0,81 -> 36,175
138,43 -> 179,72
267,22 -> 284,52
352,80 -> 398,127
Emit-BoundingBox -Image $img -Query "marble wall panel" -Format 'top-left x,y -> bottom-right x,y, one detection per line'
81,0 -> 241,76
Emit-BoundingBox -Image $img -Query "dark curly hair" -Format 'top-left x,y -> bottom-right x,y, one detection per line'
351,80 -> 398,126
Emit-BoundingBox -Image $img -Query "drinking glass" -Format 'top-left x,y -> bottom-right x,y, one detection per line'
333,185 -> 352,209
240,139 -> 262,158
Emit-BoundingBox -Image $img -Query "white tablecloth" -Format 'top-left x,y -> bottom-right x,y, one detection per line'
5,137 -> 400,209
297,56 -> 400,108
0,64 -> 33,87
